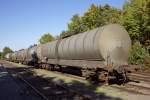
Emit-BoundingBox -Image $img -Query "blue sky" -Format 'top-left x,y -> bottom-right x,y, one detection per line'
0,0 -> 126,51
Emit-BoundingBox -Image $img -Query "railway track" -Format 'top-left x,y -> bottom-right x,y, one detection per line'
3,60 -> 150,98
110,85 -> 146,95
5,66 -> 49,100
38,67 -> 150,96
47,70 -> 86,82
4,62 -> 90,100
52,70 -> 150,96
112,69 -> 150,96
17,74 -> 49,100
110,81 -> 150,96
130,73 -> 150,79
129,74 -> 150,83
128,83 -> 150,94
128,69 -> 150,83
134,72 -> 150,77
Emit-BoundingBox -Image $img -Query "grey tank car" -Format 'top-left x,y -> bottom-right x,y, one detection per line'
6,24 -> 131,83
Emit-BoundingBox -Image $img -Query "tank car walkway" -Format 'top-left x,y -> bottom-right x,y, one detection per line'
0,64 -> 41,100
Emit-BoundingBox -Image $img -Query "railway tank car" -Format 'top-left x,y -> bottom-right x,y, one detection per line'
11,52 -> 18,62
7,24 -> 131,84
37,24 -> 131,83
17,46 -> 38,65
8,46 -> 38,65
15,49 -> 24,63
26,46 -> 38,65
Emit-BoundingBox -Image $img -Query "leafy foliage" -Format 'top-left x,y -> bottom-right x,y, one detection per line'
82,4 -> 121,30
143,56 -> 150,68
39,33 -> 55,44
122,0 -> 150,45
2,47 -> 13,58
29,44 -> 37,48
68,14 -> 84,35
60,4 -> 121,38
128,42 -> 149,65
0,52 -> 3,59
122,0 -> 150,67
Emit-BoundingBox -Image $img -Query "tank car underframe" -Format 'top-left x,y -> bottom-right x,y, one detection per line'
39,59 -> 128,84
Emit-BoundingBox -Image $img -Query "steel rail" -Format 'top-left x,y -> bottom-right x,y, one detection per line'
17,74 -> 49,100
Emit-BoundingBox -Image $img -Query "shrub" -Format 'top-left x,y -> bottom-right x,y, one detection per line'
143,56 -> 150,68
128,41 -> 150,68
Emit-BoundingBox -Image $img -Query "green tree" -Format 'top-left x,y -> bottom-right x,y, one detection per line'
122,0 -> 150,45
67,14 -> 84,35
39,33 -> 55,44
129,42 -> 149,64
60,30 -> 70,38
128,41 -> 150,67
82,4 -> 121,30
82,4 -> 104,30
61,4 -> 121,38
0,52 -> 3,59
3,47 -> 13,57
102,4 -> 122,24
122,0 -> 150,67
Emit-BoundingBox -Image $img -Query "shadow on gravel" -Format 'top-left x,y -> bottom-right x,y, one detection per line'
5,66 -> 122,100
0,67 -> 43,100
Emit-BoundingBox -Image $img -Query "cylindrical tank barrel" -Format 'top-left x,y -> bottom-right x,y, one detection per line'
26,46 -> 37,61
5,53 -> 12,59
39,24 -> 131,66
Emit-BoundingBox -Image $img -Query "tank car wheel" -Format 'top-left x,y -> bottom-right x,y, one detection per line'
51,65 -> 54,71
48,64 -> 54,71
54,65 -> 61,71
41,64 -> 45,69
49,65 -> 52,70
45,64 -> 49,70
97,71 -> 109,84
83,69 -> 98,84
44,64 -> 46,69
122,69 -> 128,83
86,76 -> 94,83
59,66 -> 62,72
115,66 -> 129,84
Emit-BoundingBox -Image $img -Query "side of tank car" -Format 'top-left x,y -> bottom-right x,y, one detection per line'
15,49 -> 27,64
11,52 -> 17,62
15,50 -> 23,63
36,24 -> 131,83
7,24 -> 131,84
28,46 -> 38,65
16,46 -> 38,65
8,46 -> 38,65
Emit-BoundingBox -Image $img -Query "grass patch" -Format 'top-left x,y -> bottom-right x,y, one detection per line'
5,61 -> 26,67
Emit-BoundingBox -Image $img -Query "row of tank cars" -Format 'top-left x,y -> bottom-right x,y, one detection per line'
5,24 -> 132,84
